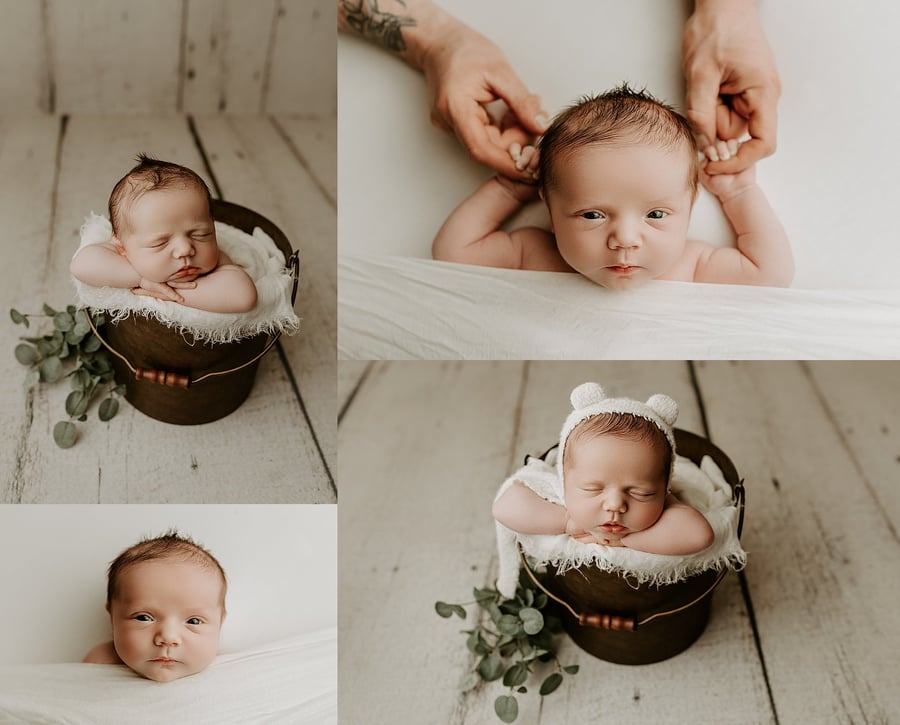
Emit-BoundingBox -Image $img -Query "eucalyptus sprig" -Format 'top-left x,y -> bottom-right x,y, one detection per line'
11,304 -> 125,448
435,576 -> 579,723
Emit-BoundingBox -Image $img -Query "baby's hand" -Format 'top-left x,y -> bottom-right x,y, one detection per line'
700,160 -> 757,202
508,142 -> 540,179
131,278 -> 195,303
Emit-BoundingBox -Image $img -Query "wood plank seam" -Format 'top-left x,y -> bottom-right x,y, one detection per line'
270,116 -> 336,208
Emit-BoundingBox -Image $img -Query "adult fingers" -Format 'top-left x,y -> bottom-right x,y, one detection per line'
453,104 -> 535,179
489,69 -> 548,136
705,94 -> 777,174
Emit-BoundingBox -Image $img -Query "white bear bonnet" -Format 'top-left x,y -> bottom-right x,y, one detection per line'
556,382 -> 680,494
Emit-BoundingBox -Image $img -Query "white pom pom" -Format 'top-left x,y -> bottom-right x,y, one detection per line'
646,394 -> 678,426
570,382 -> 606,410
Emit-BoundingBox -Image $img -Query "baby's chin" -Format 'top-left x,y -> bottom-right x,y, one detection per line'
587,270 -> 653,291
131,663 -> 206,682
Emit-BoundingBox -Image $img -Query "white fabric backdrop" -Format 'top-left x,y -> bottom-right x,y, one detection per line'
0,504 -> 336,665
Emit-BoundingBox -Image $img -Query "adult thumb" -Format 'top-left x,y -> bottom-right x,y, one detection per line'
685,71 -> 720,147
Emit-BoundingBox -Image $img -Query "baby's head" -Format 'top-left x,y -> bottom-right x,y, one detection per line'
538,85 -> 700,290
106,531 -> 227,682
108,154 -> 218,284
558,383 -> 678,539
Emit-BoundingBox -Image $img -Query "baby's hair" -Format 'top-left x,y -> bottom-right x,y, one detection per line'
106,529 -> 227,610
563,411 -> 673,484
538,83 -> 700,198
108,153 -> 213,237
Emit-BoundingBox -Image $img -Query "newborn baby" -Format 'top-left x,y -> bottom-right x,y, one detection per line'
70,154 -> 258,313
493,382 -> 713,554
433,84 -> 793,290
83,531 -> 227,682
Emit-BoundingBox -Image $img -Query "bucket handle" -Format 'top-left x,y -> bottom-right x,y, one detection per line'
81,250 -> 300,389
518,547 -> 726,632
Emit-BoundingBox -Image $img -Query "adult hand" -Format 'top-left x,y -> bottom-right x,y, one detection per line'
420,21 -> 548,180
683,0 -> 780,174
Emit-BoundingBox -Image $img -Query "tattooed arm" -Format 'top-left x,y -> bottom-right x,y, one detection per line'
338,0 -> 548,179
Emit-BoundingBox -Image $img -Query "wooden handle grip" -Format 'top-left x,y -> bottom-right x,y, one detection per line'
578,613 -> 636,631
135,367 -> 190,389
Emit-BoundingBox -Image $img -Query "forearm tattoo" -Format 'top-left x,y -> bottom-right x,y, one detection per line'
340,0 -> 416,53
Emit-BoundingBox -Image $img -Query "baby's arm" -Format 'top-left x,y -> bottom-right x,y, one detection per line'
153,252 -> 258,313
70,243 -> 192,304
691,165 -> 794,287
432,177 -> 570,271
620,495 -> 714,555
82,640 -> 123,665
492,480 -> 568,534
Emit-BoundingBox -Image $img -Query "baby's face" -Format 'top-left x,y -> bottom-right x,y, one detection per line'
115,185 -> 219,284
108,559 -> 225,682
544,143 -> 694,290
564,433 -> 668,540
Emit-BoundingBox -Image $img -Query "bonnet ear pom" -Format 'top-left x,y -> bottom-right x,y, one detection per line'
646,394 -> 678,426
570,382 -> 606,410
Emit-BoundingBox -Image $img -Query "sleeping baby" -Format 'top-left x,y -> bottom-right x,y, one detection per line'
433,84 -> 793,290
83,531 -> 227,682
70,154 -> 258,312
493,382 -> 714,555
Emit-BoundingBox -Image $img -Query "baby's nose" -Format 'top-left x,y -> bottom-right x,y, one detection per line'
172,236 -> 194,257
608,221 -> 641,249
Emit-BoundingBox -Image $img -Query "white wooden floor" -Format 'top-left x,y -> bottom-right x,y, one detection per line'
0,114 -> 335,503
338,360 -> 900,724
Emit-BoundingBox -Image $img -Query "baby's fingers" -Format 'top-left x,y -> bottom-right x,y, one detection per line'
167,280 -> 198,289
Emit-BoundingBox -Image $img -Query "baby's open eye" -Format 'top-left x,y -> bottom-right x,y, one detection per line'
135,614 -> 153,622
186,617 -> 202,625
580,211 -> 604,220
646,210 -> 667,220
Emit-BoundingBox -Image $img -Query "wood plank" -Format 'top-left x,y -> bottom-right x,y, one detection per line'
338,361 -> 525,724
694,361 -> 900,723
273,115 -> 337,205
49,0 -> 182,114
0,116 -> 62,500
192,114 -> 336,476
0,1 -> 48,112
7,116 -> 332,503
805,362 -> 900,525
265,0 -> 336,115
338,361 -> 771,723
182,0 -> 279,113
337,360 -> 370,419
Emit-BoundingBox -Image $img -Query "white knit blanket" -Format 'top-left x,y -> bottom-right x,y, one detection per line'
494,452 -> 746,598
72,214 -> 300,344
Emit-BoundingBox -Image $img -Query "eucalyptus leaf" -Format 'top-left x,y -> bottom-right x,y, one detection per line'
494,695 -> 518,723
10,308 -> 26,324
65,390 -> 87,417
519,608 -> 544,636
99,398 -> 119,421
460,672 -> 479,693
563,665 -> 579,675
70,368 -> 91,390
478,654 -> 504,682
435,601 -> 455,618
53,312 -> 74,331
497,614 -> 521,636
14,343 -> 38,365
503,661 -> 529,688
42,303 -> 57,316
539,673 -> 563,696
113,384 -> 127,396
65,329 -> 86,345
23,369 -> 40,390
66,304 -> 76,316
82,335 -> 102,353
39,356 -> 63,383
53,421 -> 78,448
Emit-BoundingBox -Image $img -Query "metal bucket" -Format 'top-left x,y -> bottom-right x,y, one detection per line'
85,199 -> 299,425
